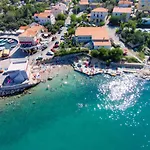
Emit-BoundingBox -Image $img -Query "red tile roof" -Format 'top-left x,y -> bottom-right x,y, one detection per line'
113,7 -> 132,13
92,7 -> 108,13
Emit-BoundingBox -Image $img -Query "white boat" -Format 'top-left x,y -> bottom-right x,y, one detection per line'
0,46 -> 5,51
8,39 -> 14,43
10,45 -> 16,49
0,39 -> 4,42
3,39 -> 7,42
0,42 -> 5,46
46,85 -> 50,90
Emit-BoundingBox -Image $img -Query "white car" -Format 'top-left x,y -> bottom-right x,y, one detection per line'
46,51 -> 54,56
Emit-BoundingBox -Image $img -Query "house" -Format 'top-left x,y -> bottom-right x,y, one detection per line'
79,0 -> 102,11
18,23 -> 47,45
52,2 -> 68,13
0,60 -> 30,87
34,11 -> 55,25
138,0 -> 150,11
118,0 -> 133,7
74,27 -> 111,49
90,7 -> 108,23
112,7 -> 132,21
61,0 -> 71,5
50,3 -> 67,17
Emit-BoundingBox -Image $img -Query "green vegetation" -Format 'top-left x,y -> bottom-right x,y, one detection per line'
45,13 -> 66,34
109,14 -> 127,26
0,1 -> 50,30
99,21 -> 105,26
124,56 -> 140,63
138,52 -> 145,60
91,47 -> 123,62
54,48 -> 89,56
117,20 -> 150,50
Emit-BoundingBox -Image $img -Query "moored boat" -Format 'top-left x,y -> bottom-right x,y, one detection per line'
10,45 -> 16,49
0,46 -> 5,51
0,42 -> 5,46
0,39 -> 4,42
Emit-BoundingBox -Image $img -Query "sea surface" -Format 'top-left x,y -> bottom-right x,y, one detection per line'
0,71 -> 150,150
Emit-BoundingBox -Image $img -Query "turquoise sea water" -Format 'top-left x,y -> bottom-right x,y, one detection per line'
0,71 -> 150,150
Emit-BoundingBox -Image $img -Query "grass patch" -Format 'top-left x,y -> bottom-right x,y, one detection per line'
124,56 -> 140,63
137,52 -> 145,61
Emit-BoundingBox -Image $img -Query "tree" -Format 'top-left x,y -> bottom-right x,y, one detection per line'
68,28 -> 75,35
99,21 -> 105,26
91,50 -> 99,58
76,17 -> 82,23
71,14 -> 77,22
57,13 -> 66,21
109,16 -> 121,25
98,47 -> 109,61
109,48 -> 123,62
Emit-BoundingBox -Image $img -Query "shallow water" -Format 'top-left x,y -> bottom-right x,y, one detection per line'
0,71 -> 150,150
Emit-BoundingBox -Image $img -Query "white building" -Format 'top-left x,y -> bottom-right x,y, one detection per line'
18,24 -> 47,45
90,7 -> 108,23
118,0 -> 133,7
112,7 -> 132,21
34,11 -> 55,25
49,3 -> 68,18
75,27 -> 111,49
0,60 -> 30,87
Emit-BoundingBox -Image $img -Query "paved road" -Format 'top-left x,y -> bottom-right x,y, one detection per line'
0,8 -> 73,69
28,8 -> 73,63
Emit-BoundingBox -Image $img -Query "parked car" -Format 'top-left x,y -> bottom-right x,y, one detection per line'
52,36 -> 57,41
58,30 -> 61,34
46,51 -> 54,56
36,56 -> 43,61
55,41 -> 59,45
53,44 -> 59,48
60,37 -> 64,40
51,48 -> 56,52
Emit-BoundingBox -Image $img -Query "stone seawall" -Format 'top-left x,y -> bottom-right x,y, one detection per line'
0,83 -> 39,97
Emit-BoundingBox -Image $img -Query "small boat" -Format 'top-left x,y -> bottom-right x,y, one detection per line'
46,85 -> 50,90
3,39 -> 7,42
0,39 -> 4,42
48,77 -> 53,80
111,73 -> 116,77
8,39 -> 14,43
10,45 -> 16,49
0,46 -> 5,51
0,42 -> 5,46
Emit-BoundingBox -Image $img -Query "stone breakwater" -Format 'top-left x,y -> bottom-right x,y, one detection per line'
0,83 -> 39,97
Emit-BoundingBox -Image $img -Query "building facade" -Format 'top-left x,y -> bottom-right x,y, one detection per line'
34,11 -> 55,25
18,24 -> 47,45
112,7 -> 132,21
90,7 -> 108,23
75,27 -> 111,49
